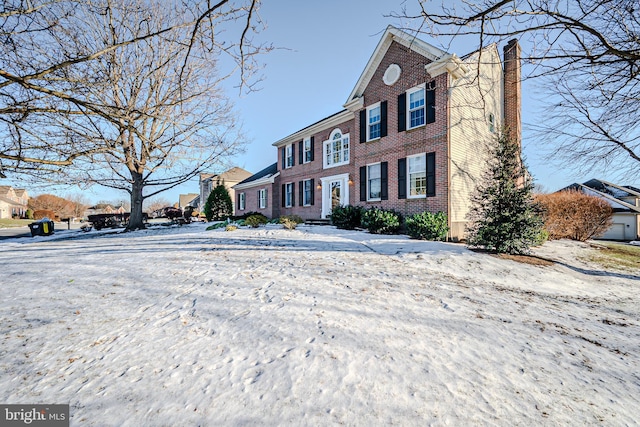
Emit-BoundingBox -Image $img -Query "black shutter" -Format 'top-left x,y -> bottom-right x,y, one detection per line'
281,147 -> 285,169
380,101 -> 388,138
281,184 -> 286,207
359,110 -> 366,143
360,166 -> 367,201
291,144 -> 295,166
381,162 -> 388,200
257,190 -> 260,208
426,86 -> 436,124
310,137 -> 315,161
310,179 -> 315,205
298,140 -> 303,164
298,181 -> 303,206
426,152 -> 436,196
398,93 -> 406,132
398,158 -> 407,199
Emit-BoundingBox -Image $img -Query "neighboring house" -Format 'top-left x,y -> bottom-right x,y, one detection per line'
178,193 -> 200,209
199,167 -> 252,213
84,204 -> 125,217
0,186 -> 29,219
236,26 -> 522,241
561,179 -> 640,241
233,163 -> 280,218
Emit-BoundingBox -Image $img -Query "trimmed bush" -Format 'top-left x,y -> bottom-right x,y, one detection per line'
225,224 -> 238,231
245,214 -> 268,228
331,205 -> 363,230
33,209 -> 56,220
361,207 -> 402,235
280,215 -> 304,224
536,190 -> 613,241
406,211 -> 449,241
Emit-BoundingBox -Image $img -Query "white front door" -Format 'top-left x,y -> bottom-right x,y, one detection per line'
320,173 -> 350,218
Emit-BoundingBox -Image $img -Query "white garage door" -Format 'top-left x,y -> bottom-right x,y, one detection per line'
602,223 -> 625,240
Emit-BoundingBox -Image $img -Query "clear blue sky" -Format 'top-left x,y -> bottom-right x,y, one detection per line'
11,0 -> 619,204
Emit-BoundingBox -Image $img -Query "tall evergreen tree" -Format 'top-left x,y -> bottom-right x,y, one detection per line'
204,182 -> 233,222
466,133 -> 544,254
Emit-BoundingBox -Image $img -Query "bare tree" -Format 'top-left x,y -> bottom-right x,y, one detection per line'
397,0 -> 640,180
144,197 -> 172,213
1,0 -> 267,229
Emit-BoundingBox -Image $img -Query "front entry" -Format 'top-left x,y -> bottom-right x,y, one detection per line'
320,173 -> 350,219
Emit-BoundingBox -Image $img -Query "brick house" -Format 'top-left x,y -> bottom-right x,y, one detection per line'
234,26 -> 521,240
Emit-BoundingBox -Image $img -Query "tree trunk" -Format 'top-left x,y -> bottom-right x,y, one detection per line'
127,172 -> 146,231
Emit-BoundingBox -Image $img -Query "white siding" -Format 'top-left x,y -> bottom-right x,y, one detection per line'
448,46 -> 504,238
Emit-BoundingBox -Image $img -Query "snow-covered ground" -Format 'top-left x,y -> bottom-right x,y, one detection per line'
1,223 -> 638,426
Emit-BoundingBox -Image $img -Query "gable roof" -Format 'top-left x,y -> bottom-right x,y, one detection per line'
561,179 -> 640,214
344,26 -> 448,107
234,163 -> 280,190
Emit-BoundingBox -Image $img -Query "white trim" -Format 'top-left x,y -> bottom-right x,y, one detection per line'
407,153 -> 427,199
284,182 -> 294,208
233,172 -> 280,190
424,54 -> 469,80
366,102 -> 382,142
323,129 -> 350,169
320,173 -> 350,219
345,26 -> 446,106
302,179 -> 313,206
272,110 -> 353,147
303,137 -> 312,164
366,162 -> 382,201
383,63 -> 401,86
407,85 -> 426,130
238,192 -> 246,210
259,188 -> 267,209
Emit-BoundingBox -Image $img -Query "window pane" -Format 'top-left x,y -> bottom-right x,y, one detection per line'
368,106 -> 381,140
409,89 -> 425,128
368,164 -> 381,199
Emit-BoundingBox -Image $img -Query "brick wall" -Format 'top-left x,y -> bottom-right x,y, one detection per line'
277,117 -> 355,220
236,184 -> 274,219
353,41 -> 449,217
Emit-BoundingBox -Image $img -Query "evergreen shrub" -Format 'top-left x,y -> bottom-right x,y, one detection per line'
406,211 -> 449,241
330,205 -> 363,230
362,207 -> 402,234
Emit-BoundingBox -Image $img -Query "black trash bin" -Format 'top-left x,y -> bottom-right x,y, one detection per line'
29,218 -> 55,237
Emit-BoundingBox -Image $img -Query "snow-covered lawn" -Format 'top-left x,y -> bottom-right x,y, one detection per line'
1,224 -> 638,426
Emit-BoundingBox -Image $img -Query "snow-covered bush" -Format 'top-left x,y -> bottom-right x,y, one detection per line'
331,205 -> 363,230
362,207 -> 402,235
406,211 -> 449,241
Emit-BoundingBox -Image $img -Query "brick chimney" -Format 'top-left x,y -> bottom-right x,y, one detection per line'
503,39 -> 521,146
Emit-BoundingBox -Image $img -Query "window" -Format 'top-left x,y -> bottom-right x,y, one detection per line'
408,154 -> 427,197
408,87 -> 425,129
367,163 -> 381,201
368,104 -> 381,140
302,179 -> 313,206
303,137 -> 313,163
488,113 -> 496,133
285,144 -> 294,168
238,192 -> 246,210
398,153 -> 435,199
360,163 -> 388,202
284,183 -> 293,207
398,83 -> 435,132
259,189 -> 267,209
323,129 -> 350,168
